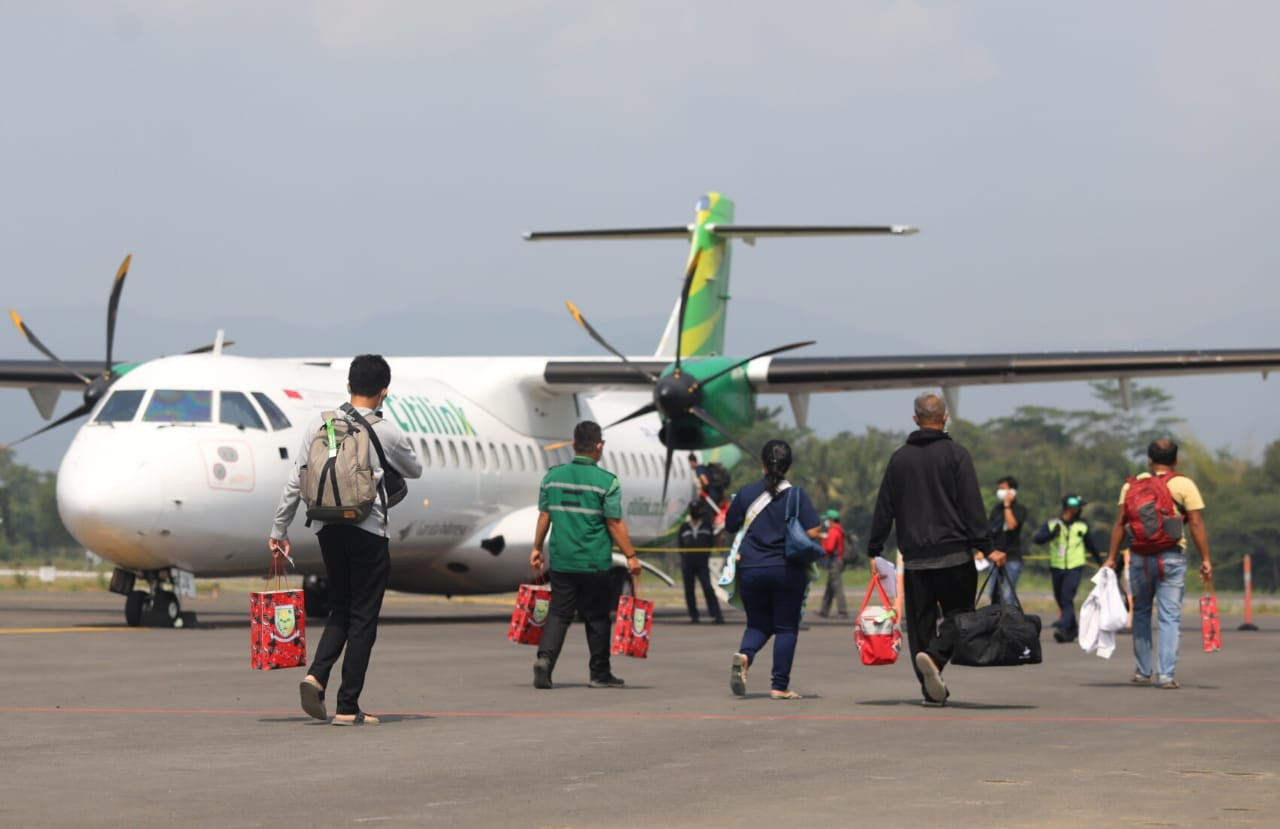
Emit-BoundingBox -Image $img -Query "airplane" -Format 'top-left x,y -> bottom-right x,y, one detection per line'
3,191 -> 1279,628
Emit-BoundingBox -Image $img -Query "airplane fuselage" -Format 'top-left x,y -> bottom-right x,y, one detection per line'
57,353 -> 691,595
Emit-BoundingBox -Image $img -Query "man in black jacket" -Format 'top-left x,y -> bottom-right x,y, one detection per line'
867,392 -> 1006,706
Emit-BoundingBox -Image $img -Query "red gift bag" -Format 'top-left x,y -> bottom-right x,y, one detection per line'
611,589 -> 654,659
508,579 -> 552,646
1200,579 -> 1222,653
250,553 -> 306,670
854,576 -> 901,666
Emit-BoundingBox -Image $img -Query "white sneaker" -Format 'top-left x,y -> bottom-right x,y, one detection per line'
915,652 -> 948,703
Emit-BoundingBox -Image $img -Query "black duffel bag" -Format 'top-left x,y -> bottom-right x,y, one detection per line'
950,567 -> 1042,667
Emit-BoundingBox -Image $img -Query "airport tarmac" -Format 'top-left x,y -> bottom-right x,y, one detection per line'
1,589 -> 1276,828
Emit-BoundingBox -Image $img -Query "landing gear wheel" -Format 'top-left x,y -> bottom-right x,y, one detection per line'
124,590 -> 148,627
151,590 -> 181,627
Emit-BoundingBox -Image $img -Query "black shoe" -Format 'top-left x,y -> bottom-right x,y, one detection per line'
533,657 -> 553,689
1053,630 -> 1068,643
817,611 -> 830,618
712,617 -> 726,625
589,674 -> 625,689
690,617 -> 700,624
837,611 -> 849,618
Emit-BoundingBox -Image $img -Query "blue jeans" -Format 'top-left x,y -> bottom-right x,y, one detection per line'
737,564 -> 809,691
990,558 -> 1023,604
1129,551 -> 1187,683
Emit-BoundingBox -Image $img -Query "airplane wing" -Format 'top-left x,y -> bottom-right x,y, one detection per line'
542,348 -> 1280,392
0,360 -> 103,391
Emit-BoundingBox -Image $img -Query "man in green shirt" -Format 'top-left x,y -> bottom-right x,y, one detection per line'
530,421 -> 642,689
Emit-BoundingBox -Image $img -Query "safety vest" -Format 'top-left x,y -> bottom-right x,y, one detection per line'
1047,518 -> 1090,569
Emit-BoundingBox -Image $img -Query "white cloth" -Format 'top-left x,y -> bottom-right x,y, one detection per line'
874,557 -> 898,599
1079,567 -> 1128,659
717,485 -> 787,608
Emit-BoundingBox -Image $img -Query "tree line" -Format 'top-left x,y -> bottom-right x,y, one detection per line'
727,383 -> 1278,592
0,449 -> 79,559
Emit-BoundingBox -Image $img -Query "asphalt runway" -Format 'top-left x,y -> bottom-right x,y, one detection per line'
1,590 -> 1276,828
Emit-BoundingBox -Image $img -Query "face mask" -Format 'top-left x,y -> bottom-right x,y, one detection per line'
996,488 -> 1011,501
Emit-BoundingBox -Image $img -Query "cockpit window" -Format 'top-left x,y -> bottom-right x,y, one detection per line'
94,389 -> 145,423
220,391 -> 265,430
143,390 -> 212,423
252,392 -> 292,430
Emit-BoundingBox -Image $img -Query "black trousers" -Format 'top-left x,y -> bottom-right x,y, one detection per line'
681,553 -> 723,622
536,570 -> 613,680
310,525 -> 391,715
903,561 -> 978,696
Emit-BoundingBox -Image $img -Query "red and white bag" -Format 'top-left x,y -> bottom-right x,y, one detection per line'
1200,577 -> 1222,653
854,577 -> 901,666
612,586 -> 654,659
250,553 -> 307,670
508,574 -> 552,646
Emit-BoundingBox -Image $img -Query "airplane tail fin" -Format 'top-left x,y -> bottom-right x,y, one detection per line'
523,193 -> 916,360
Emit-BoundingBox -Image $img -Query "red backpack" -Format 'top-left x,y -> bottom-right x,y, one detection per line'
1123,473 -> 1184,554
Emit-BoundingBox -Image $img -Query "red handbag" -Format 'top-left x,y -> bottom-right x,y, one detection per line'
611,584 -> 654,659
508,573 -> 552,646
250,552 -> 307,670
1200,578 -> 1222,653
854,576 -> 901,666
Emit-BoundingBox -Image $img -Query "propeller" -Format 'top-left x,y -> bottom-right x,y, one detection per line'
4,255 -> 229,449
565,248 -> 815,507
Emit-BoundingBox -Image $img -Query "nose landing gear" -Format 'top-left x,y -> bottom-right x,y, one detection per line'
110,568 -> 196,628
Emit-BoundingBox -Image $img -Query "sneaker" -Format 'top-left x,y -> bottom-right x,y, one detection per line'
1131,673 -> 1152,685
730,653 -> 748,697
1159,678 -> 1180,690
532,657 -> 553,689
920,698 -> 948,708
1053,630 -> 1068,643
915,652 -> 948,703
837,611 -> 849,618
589,674 -> 625,688
712,617 -> 726,625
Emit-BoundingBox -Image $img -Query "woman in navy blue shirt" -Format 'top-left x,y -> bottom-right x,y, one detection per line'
725,440 -> 821,699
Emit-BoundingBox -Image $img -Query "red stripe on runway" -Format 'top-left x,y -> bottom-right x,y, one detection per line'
0,706 -> 1276,725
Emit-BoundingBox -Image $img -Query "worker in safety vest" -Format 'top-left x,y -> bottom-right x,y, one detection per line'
1033,494 -> 1101,643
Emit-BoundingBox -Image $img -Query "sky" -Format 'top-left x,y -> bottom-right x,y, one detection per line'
3,1 -> 1279,471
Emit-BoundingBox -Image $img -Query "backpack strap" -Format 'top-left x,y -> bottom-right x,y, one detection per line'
341,403 -> 390,520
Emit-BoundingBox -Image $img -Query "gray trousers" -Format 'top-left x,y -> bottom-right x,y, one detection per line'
819,556 -> 847,615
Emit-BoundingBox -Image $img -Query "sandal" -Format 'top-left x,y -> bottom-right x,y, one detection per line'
299,676 -> 326,721
331,711 -> 380,726
730,653 -> 748,697
770,689 -> 803,700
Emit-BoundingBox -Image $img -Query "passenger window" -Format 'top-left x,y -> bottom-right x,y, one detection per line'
434,439 -> 445,467
502,444 -> 513,471
489,443 -> 500,471
418,438 -> 432,468
220,391 -> 265,430
144,390 -> 212,423
94,389 -> 145,423
251,392 -> 292,430
447,440 -> 459,467
461,442 -> 473,469
527,446 -> 539,471
474,441 -> 485,471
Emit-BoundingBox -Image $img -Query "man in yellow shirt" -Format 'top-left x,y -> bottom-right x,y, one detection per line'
1102,439 -> 1212,689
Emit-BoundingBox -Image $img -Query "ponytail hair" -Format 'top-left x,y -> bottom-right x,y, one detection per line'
761,439 -> 792,497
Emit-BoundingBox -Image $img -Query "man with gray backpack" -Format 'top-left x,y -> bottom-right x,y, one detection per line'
269,354 -> 422,725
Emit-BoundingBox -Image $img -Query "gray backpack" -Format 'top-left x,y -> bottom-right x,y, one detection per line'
299,404 -> 400,525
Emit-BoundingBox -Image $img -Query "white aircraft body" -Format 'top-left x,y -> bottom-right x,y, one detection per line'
5,191 -> 1279,626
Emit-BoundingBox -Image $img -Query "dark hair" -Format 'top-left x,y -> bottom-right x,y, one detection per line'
761,439 -> 792,497
687,500 -> 705,520
997,476 -> 1018,490
1148,439 -> 1178,465
688,452 -> 699,464
349,354 -> 391,397
573,421 -> 604,453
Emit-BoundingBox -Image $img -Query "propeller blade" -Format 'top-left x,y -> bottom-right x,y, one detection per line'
2,401 -> 94,449
105,254 -> 131,371
689,406 -> 759,460
660,443 -> 675,510
565,301 -> 657,383
672,251 -> 700,374
604,402 -> 658,430
8,310 -> 92,384
692,340 -> 817,390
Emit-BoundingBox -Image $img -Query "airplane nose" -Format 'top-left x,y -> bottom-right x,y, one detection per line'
57,428 -> 169,569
